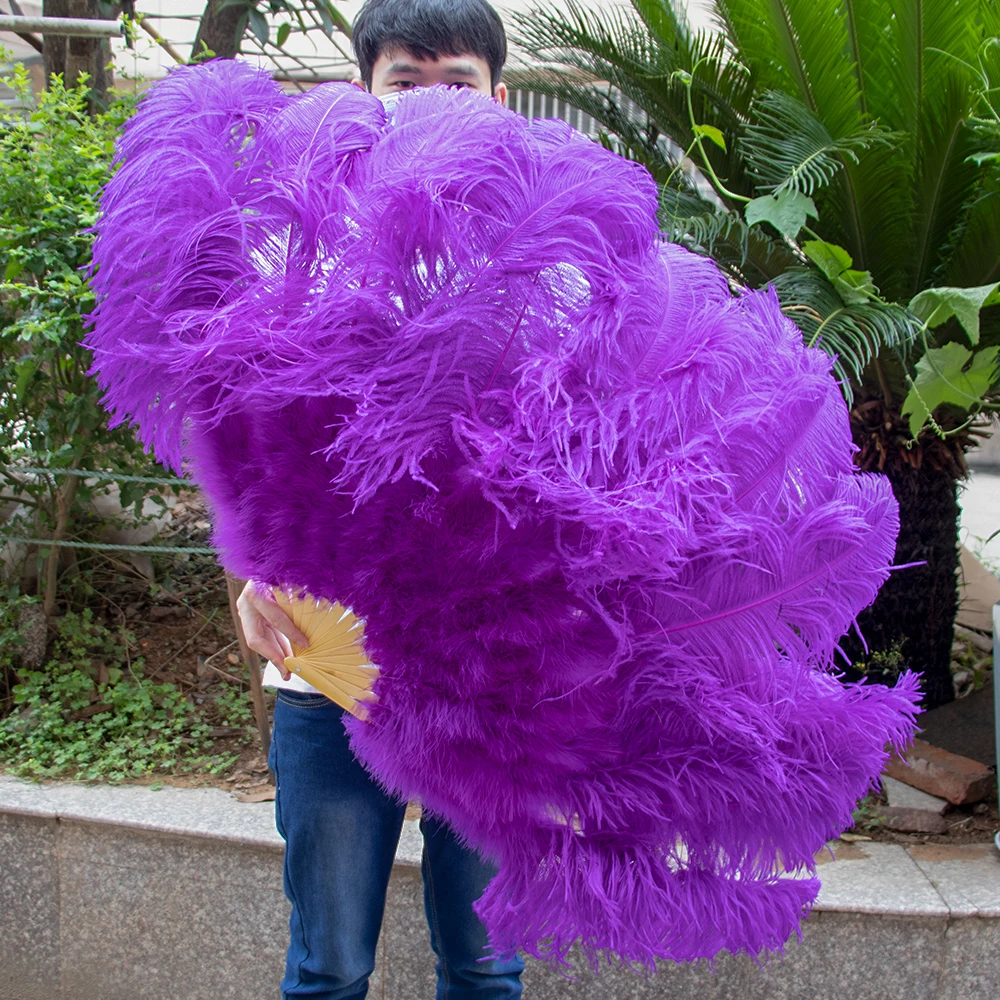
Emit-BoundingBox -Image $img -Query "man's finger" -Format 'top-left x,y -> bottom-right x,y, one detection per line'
262,623 -> 292,680
275,629 -> 293,659
243,621 -> 288,670
244,587 -> 310,649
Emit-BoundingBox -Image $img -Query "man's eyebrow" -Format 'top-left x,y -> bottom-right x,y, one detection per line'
441,63 -> 480,77
385,60 -> 482,79
386,61 -> 425,75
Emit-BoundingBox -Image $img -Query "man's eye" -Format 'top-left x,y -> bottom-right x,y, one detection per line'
393,81 -> 416,89
449,82 -> 470,89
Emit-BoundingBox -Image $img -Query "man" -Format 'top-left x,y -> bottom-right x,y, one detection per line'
237,2 -> 523,998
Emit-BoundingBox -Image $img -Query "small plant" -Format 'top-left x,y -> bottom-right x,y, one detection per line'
852,642 -> 905,683
951,629 -> 993,698
0,610 -> 241,781
851,792 -> 885,831
212,684 -> 256,731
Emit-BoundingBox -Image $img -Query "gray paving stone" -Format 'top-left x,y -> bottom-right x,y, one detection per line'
0,811 -> 62,1000
0,773 -> 423,862
521,948 -> 734,999
737,912 -> 947,1000
909,843 -> 1000,918
813,841 -> 949,916
0,773 -> 283,849
396,817 -> 423,867
377,868 -> 949,1000
3,776 -> 999,999
882,775 -> 949,814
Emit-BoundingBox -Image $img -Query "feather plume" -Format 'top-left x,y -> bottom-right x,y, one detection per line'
87,61 -> 921,970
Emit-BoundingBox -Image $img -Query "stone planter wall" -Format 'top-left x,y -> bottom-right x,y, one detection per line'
2,776 -> 998,1000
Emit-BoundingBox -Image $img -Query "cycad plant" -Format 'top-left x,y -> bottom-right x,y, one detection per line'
512,0 -> 1000,706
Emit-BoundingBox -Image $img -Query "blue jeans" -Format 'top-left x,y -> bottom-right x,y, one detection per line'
269,690 -> 525,1000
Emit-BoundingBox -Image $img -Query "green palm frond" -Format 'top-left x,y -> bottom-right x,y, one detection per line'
513,0 -> 999,404
510,1 -> 757,203
629,0 -> 693,49
509,3 -> 684,178
910,75 -> 990,294
943,182 -> 1000,288
714,0 -> 866,136
741,90 -> 898,195
772,269 -> 922,392
850,1 -> 996,294
660,184 -> 799,286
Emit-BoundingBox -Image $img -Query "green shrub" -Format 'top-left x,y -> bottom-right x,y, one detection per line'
0,66 -> 177,610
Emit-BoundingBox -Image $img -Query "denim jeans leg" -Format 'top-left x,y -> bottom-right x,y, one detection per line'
270,691 -> 406,1000
421,813 -> 525,1000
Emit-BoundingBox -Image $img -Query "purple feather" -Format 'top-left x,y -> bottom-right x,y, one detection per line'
87,61 -> 921,970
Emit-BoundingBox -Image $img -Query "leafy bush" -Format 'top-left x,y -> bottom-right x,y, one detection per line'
0,67 -> 177,612
0,609 -> 240,782
0,585 -> 35,678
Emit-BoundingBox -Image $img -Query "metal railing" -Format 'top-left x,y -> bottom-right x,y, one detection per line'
1,466 -> 214,556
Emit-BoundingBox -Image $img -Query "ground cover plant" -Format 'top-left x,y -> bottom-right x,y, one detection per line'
0,497 -> 269,786
2,608 -> 229,781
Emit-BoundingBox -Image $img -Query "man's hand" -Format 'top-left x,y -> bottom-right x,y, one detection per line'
237,581 -> 309,681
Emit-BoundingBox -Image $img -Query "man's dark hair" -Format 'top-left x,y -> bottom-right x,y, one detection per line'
353,0 -> 507,91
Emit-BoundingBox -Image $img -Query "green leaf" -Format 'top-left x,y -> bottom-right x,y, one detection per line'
803,241 -> 877,305
803,240 -> 853,279
247,8 -> 269,46
901,344 -> 1000,437
192,40 -> 216,62
966,152 -> 1000,167
275,21 -> 291,47
314,1 -> 352,36
745,190 -> 817,239
772,267 -> 921,394
907,283 -> 1000,346
694,124 -> 726,151
14,357 -> 38,401
833,269 -> 878,306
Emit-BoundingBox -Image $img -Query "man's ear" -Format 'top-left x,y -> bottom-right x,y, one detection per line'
493,81 -> 508,105
351,76 -> 367,91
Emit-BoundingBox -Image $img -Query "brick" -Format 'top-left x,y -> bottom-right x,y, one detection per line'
884,739 -> 995,805
872,806 -> 949,835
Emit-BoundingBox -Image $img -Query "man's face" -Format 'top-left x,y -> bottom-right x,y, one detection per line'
363,48 -> 507,104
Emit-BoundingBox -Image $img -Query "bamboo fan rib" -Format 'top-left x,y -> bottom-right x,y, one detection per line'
273,591 -> 378,719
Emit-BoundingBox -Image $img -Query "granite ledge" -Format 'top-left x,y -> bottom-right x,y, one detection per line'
3,775 -> 997,899
0,774 -> 423,866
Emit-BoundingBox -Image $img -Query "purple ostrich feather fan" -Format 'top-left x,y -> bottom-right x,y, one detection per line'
86,60 -> 921,970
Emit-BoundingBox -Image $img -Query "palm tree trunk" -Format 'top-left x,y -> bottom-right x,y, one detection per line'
840,398 -> 965,708
839,464 -> 960,708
